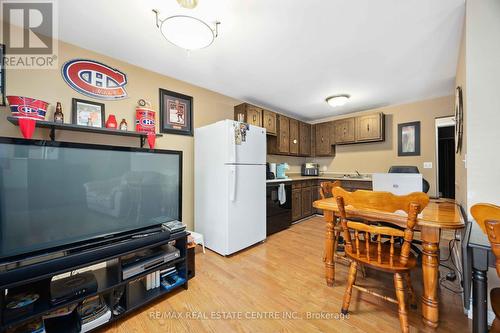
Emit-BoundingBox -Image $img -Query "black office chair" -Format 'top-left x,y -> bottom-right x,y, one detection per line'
384,166 -> 429,260
388,165 -> 430,193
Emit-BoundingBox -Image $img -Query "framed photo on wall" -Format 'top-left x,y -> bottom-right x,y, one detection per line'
159,88 -> 193,136
398,121 -> 421,156
72,98 -> 105,128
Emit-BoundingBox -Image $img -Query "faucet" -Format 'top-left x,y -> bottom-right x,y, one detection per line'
355,170 -> 361,177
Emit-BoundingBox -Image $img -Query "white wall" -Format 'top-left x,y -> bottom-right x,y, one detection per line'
466,0 -> 500,209
465,0 -> 500,324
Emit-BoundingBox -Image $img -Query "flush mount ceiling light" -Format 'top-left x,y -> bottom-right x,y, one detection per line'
153,10 -> 220,51
326,94 -> 350,107
177,0 -> 198,9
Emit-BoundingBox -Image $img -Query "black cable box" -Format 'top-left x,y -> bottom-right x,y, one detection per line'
50,271 -> 98,305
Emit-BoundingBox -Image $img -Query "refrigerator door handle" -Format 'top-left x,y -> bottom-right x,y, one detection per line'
229,165 -> 237,202
228,122 -> 237,164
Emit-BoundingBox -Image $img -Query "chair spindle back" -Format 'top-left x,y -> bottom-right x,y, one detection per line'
333,187 -> 428,266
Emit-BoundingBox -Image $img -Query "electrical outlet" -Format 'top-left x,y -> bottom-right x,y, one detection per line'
423,162 -> 432,169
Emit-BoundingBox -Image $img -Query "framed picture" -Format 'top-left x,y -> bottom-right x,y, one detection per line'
398,121 -> 421,156
0,44 -> 5,106
72,98 -> 105,128
454,86 -> 464,153
159,88 -> 193,136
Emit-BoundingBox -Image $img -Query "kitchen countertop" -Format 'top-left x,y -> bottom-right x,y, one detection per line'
266,173 -> 372,183
266,178 -> 293,183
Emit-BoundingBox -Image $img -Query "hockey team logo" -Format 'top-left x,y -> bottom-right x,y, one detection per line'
139,118 -> 155,127
7,96 -> 48,120
61,59 -> 128,100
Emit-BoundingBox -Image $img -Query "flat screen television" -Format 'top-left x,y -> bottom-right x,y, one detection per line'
0,137 -> 182,262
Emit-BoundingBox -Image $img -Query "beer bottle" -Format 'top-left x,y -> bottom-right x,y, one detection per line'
54,102 -> 64,123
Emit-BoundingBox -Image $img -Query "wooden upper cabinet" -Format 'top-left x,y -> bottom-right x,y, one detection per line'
355,113 -> 384,142
234,103 -> 262,127
315,122 -> 333,156
262,109 -> 277,136
334,118 -> 355,144
289,119 -> 299,155
299,122 -> 311,156
277,115 -> 290,154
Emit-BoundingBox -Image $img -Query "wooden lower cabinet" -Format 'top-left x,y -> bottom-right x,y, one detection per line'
292,179 -> 373,220
312,185 -> 321,214
292,189 -> 302,221
301,186 -> 312,217
291,181 -> 315,221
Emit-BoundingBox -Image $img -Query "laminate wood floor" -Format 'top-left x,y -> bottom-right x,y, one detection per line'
100,217 -> 470,333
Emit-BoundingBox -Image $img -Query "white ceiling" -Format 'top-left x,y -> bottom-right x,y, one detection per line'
57,0 -> 465,121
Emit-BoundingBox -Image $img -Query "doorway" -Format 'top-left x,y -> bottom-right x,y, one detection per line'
435,117 -> 455,199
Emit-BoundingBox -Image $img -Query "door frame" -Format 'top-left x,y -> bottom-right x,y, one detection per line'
435,116 -> 455,198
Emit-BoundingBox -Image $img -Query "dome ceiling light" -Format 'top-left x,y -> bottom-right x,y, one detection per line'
153,9 -> 220,51
177,0 -> 198,9
326,94 -> 350,107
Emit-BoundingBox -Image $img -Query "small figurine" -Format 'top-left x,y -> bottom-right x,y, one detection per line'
119,118 -> 128,131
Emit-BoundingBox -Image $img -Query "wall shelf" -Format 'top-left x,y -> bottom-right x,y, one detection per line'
6,116 -> 163,148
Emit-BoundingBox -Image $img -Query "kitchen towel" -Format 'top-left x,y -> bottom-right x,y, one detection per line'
278,183 -> 286,205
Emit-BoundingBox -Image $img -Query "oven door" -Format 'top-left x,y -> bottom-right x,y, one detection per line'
266,183 -> 292,236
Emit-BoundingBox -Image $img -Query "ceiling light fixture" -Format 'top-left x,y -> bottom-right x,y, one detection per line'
177,0 -> 198,9
153,10 -> 220,51
326,94 -> 350,107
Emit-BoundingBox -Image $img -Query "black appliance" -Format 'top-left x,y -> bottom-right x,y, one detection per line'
266,181 -> 292,236
50,271 -> 98,305
266,162 -> 275,180
0,137 -> 182,263
301,163 -> 319,176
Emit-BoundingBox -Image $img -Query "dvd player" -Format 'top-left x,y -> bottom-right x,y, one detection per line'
122,245 -> 180,280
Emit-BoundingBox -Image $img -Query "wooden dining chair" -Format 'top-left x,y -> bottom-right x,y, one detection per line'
320,181 -> 348,261
471,203 -> 500,332
320,181 -> 368,278
333,187 -> 429,333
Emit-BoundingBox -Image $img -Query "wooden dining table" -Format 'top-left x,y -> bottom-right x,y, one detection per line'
313,197 -> 465,329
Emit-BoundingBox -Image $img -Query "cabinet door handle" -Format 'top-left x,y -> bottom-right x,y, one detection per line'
321,137 -> 324,143
367,124 -> 370,131
253,115 -> 256,122
293,139 -> 297,144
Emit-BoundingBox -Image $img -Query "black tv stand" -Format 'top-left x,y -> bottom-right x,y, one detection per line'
0,231 -> 188,332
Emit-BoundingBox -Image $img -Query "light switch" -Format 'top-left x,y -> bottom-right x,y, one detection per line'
423,162 -> 432,169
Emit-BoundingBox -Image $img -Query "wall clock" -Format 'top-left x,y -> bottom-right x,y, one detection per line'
454,86 -> 463,153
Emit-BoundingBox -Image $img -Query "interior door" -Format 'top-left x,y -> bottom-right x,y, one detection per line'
227,164 -> 266,254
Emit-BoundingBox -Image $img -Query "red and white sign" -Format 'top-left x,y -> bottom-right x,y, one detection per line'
61,59 -> 128,100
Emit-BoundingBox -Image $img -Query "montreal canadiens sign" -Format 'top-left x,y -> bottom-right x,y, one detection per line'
62,59 -> 128,100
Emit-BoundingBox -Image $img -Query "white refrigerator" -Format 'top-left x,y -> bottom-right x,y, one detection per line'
194,119 -> 266,255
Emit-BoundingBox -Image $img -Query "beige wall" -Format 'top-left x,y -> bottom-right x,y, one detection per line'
268,96 -> 454,197
0,39 -> 241,230
455,22 -> 467,212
